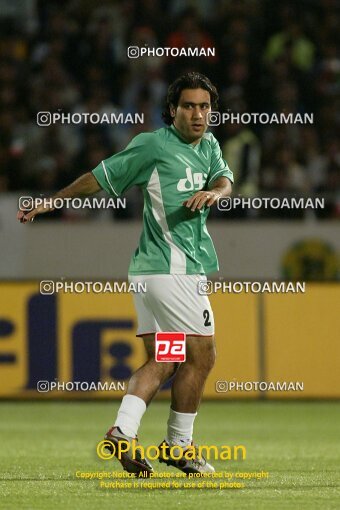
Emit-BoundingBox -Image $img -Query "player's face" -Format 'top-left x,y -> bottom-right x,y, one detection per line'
171,88 -> 211,145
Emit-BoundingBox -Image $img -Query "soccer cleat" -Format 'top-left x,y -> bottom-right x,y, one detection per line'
158,440 -> 215,475
104,426 -> 153,476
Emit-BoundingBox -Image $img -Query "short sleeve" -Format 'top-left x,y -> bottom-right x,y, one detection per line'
92,133 -> 160,197
207,135 -> 234,186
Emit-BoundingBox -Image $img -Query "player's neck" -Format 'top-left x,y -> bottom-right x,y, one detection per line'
171,123 -> 202,146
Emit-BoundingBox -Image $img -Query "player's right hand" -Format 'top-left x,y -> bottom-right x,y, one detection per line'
17,202 -> 54,223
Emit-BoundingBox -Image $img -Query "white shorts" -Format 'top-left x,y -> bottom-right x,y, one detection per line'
128,274 -> 214,337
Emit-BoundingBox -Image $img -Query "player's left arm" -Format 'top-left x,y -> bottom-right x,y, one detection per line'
184,176 -> 232,212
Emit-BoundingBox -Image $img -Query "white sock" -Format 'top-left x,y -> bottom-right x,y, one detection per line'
166,408 -> 197,448
114,394 -> 147,437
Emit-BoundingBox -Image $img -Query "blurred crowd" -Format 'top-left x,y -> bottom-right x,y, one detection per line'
0,0 -> 339,219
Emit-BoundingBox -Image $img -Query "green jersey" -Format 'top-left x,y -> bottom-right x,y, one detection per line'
92,125 -> 233,275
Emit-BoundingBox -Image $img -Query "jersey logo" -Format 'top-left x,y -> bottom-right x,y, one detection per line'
177,167 -> 207,192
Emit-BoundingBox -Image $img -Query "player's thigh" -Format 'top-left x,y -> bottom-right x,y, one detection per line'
185,334 -> 216,369
141,334 -> 155,359
140,334 -> 178,376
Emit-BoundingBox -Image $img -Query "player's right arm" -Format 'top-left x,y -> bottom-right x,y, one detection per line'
18,132 -> 159,224
17,172 -> 101,223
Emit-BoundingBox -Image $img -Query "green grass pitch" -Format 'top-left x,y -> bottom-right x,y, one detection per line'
0,401 -> 339,510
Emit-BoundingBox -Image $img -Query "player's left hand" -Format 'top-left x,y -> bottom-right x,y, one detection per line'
183,190 -> 222,212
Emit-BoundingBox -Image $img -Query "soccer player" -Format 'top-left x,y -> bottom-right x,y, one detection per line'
17,72 -> 233,475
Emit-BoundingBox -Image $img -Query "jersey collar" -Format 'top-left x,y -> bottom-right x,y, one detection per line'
169,124 -> 202,149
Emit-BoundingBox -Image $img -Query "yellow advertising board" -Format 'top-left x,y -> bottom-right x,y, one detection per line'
0,283 -> 339,399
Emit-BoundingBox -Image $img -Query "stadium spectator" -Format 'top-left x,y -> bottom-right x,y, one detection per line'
0,0 -> 338,218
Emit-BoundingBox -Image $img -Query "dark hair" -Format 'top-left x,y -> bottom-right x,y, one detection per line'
162,72 -> 219,125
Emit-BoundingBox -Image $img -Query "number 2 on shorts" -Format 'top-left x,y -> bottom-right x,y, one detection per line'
203,309 -> 211,327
